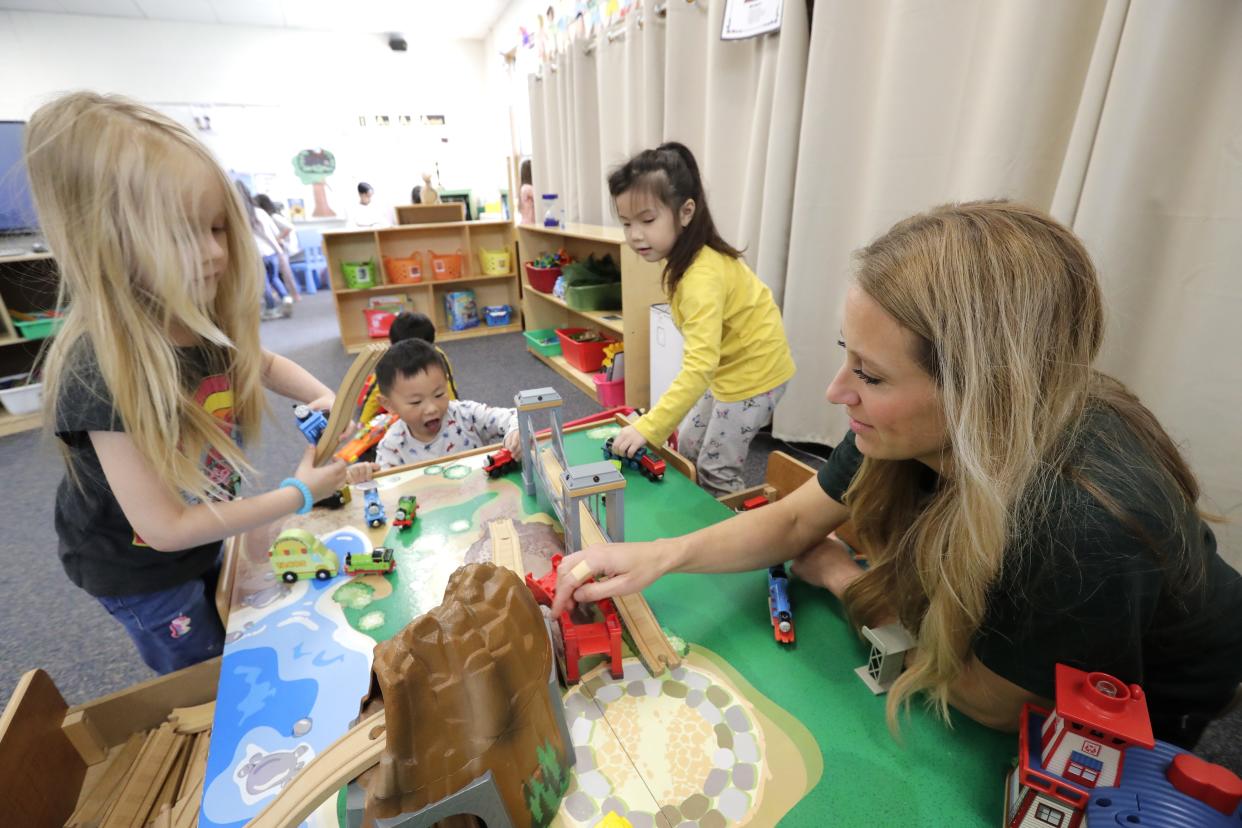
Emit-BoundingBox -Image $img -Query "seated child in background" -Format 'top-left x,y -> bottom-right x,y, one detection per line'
356,311 -> 459,426
346,339 -> 520,483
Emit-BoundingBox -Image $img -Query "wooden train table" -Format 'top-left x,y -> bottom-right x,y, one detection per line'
200,419 -> 1011,827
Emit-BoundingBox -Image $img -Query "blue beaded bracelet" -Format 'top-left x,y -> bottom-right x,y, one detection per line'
280,477 -> 314,515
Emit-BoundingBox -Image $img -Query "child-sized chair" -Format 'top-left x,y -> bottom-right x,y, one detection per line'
290,228 -> 328,293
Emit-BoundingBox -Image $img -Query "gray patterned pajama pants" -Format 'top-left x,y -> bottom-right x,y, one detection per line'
676,382 -> 788,496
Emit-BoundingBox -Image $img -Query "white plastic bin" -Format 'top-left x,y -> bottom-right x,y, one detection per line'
0,374 -> 42,415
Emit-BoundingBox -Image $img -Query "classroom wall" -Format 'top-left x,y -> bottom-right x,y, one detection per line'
0,10 -> 508,210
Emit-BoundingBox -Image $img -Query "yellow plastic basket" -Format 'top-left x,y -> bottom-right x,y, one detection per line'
477,247 -> 512,276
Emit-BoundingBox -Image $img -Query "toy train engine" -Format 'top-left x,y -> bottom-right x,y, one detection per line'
393,495 -> 417,529
602,437 -> 666,482
293,404 -> 328,445
363,488 -> 387,528
344,546 -> 395,576
483,448 -> 520,478
336,413 -> 397,464
768,564 -> 795,644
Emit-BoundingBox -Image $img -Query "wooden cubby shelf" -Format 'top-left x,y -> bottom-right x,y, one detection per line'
322,221 -> 522,355
517,223 -> 662,408
0,251 -> 57,437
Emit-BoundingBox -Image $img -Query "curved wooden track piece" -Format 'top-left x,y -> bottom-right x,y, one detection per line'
316,343 -> 388,465
248,710 -> 387,828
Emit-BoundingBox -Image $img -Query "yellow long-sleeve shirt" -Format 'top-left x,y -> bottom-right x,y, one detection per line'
634,246 -> 795,445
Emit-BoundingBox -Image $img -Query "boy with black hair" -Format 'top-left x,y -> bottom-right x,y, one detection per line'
345,339 -> 518,483
355,311 -> 458,427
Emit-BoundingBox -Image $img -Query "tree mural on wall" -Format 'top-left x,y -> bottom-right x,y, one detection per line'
293,148 -> 337,217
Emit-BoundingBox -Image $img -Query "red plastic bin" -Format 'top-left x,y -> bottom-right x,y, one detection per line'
592,373 -> 626,406
556,328 -> 617,373
364,309 -> 396,338
525,262 -> 562,293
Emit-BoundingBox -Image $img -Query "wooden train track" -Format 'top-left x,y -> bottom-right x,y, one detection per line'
248,710 -> 387,828
488,519 -> 524,577
315,343 -> 387,466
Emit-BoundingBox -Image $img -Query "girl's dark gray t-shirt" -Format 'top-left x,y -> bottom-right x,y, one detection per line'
54,341 -> 239,597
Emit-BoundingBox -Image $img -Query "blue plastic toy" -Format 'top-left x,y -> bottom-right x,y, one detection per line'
293,404 -> 328,444
363,488 -> 386,528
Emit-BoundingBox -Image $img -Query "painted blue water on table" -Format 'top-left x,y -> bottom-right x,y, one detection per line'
200,529 -> 374,828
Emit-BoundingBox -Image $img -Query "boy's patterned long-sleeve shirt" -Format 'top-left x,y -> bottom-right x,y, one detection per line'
374,399 -> 517,468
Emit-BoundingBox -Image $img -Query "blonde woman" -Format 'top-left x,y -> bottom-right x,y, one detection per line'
30,92 -> 347,674
553,201 -> 1242,749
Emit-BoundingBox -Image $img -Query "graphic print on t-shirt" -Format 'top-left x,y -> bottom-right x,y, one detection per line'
130,372 -> 241,547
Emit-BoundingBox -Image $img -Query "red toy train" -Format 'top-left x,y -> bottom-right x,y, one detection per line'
602,437 -> 665,482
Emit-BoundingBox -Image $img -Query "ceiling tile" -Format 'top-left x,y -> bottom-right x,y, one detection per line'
210,0 -> 281,27
134,0 -> 215,23
0,0 -> 67,12
57,0 -> 141,15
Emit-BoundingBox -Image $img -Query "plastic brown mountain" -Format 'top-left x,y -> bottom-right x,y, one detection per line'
363,563 -> 571,825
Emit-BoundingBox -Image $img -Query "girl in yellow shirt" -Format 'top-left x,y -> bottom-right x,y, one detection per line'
609,142 -> 795,495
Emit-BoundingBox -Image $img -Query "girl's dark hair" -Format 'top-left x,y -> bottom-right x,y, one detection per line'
375,338 -> 448,395
607,141 -> 742,295
388,310 -> 436,344
253,193 -> 282,215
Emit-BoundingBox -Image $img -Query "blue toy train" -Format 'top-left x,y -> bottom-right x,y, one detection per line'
768,564 -> 795,644
293,404 -> 328,444
363,488 -> 386,528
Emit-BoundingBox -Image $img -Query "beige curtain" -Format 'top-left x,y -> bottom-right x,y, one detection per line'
527,0 -> 809,282
776,0 -> 1242,565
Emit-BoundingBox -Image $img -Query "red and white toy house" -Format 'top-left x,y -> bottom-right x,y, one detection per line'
1004,664 -> 1242,828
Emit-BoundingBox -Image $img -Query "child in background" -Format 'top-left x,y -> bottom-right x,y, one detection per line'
30,92 -> 347,674
237,180 -> 293,320
355,311 -> 459,427
349,181 -> 389,229
346,339 -> 519,483
607,142 -> 795,495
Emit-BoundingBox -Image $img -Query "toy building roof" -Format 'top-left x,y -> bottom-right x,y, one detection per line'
1054,665 -> 1154,749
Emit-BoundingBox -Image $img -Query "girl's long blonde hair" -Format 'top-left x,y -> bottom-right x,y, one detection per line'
842,201 -> 1204,729
30,92 -> 264,503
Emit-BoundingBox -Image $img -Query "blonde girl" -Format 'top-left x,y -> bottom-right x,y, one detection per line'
554,201 -> 1242,749
30,92 -> 346,674
607,142 -> 795,495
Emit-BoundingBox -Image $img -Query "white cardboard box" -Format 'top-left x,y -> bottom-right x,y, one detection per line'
649,304 -> 685,407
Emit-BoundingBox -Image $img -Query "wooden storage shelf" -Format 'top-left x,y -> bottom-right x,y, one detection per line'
395,202 -> 466,224
517,223 -> 662,407
528,350 -> 599,399
322,220 -> 522,354
0,251 -> 57,437
524,287 -> 624,335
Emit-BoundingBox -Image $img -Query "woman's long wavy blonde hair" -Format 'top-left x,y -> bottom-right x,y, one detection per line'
30,92 -> 264,502
842,201 -> 1204,730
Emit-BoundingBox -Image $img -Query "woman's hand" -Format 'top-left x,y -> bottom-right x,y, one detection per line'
551,539 -> 681,615
345,462 -> 380,486
789,534 -> 864,599
609,425 -> 647,458
293,445 -> 348,501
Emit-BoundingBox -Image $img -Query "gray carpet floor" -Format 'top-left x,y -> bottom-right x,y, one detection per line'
1,290 -> 1237,776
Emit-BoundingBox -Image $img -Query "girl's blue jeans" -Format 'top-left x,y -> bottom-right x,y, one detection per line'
96,562 -> 225,675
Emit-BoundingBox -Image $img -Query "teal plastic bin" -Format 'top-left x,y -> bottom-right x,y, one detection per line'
524,328 -> 562,357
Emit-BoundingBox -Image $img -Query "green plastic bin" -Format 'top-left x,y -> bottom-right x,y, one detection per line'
341,260 -> 378,289
11,311 -> 64,340
524,328 -> 563,357
564,281 -> 622,312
